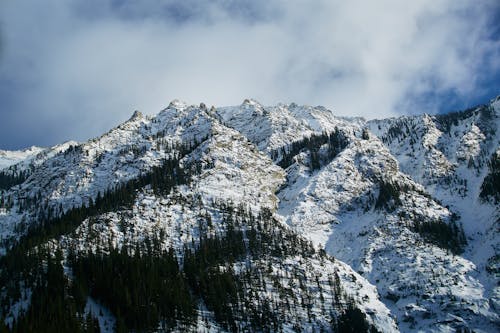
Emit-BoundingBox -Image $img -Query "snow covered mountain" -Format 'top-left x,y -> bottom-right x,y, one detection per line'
0,146 -> 44,171
0,141 -> 79,174
0,96 -> 498,332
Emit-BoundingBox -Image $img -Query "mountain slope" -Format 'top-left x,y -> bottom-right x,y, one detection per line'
229,99 -> 498,331
54,120 -> 397,332
0,103 -> 397,332
0,97 -> 498,332
0,146 -> 45,171
368,96 -> 500,324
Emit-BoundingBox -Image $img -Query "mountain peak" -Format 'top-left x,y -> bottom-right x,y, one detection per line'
241,98 -> 262,107
167,99 -> 188,110
129,110 -> 143,121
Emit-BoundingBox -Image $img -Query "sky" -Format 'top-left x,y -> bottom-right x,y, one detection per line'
0,0 -> 499,150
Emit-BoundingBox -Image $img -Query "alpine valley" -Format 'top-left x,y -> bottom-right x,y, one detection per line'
0,96 -> 498,333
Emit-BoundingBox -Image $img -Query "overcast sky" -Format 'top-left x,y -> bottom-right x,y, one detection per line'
1,0 -> 499,150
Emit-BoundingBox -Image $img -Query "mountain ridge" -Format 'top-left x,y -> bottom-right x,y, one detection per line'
0,96 -> 498,332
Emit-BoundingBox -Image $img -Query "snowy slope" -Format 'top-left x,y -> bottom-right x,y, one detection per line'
0,142 -> 79,174
215,97 -> 500,331
0,103 -> 215,248
276,127 -> 497,331
216,99 -> 362,156
0,97 -> 499,332
52,116 -> 397,332
0,146 -> 45,170
368,96 -> 500,328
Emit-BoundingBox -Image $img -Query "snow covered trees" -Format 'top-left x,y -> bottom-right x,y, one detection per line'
271,129 -> 349,171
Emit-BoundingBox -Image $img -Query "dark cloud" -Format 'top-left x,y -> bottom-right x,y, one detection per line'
0,0 -> 499,150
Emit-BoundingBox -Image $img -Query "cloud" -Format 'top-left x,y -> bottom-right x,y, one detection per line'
0,0 -> 499,149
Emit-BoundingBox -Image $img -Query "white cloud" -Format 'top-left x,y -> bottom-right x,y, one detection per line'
0,0 -> 498,148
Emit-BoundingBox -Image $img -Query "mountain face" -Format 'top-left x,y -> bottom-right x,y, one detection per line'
0,97 -> 498,332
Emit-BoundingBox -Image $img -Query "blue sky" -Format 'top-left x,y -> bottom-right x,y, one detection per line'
0,0 -> 499,150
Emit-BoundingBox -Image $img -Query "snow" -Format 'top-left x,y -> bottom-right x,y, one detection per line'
216,100 -> 355,155
0,142 -> 78,174
365,98 -> 500,331
2,96 -> 499,332
55,108 -> 397,331
3,288 -> 31,328
84,297 -> 116,333
0,146 -> 44,170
